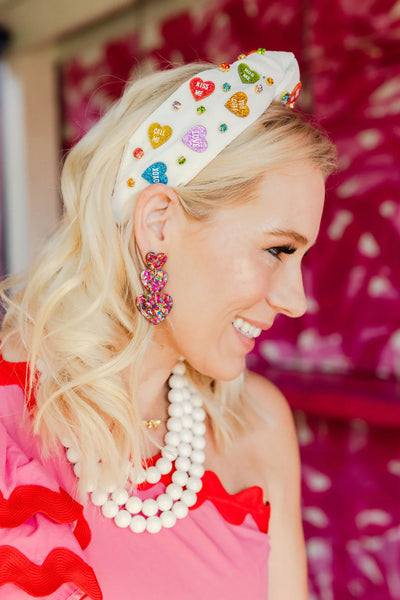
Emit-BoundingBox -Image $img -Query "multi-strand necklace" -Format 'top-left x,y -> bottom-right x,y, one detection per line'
63,360 -> 207,533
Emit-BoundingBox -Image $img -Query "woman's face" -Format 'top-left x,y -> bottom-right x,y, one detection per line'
156,164 -> 326,381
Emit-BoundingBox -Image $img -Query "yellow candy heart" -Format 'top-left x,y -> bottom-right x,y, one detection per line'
224,92 -> 249,118
148,123 -> 173,149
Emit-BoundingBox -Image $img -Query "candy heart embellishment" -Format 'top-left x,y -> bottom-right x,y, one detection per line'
225,92 -> 250,118
145,251 -> 167,270
238,63 -> 260,84
189,77 -> 216,101
182,125 -> 208,153
136,293 -> 173,324
141,269 -> 168,293
142,162 -> 168,185
148,123 -> 172,149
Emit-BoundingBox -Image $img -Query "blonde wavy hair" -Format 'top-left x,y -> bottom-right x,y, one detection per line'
0,61 -> 337,493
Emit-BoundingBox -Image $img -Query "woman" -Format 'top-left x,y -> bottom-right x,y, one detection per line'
0,49 -> 336,599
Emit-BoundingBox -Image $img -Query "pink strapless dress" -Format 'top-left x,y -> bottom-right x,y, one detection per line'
0,355 -> 271,599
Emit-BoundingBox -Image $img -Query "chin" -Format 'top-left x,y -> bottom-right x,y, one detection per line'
188,355 -> 246,382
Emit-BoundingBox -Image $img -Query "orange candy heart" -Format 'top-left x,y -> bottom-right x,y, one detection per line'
225,92 -> 250,118
148,123 -> 173,149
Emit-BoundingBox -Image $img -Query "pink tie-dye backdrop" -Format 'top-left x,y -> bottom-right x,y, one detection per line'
59,0 -> 400,597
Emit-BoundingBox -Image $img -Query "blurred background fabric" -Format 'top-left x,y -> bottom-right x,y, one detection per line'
1,0 -> 400,597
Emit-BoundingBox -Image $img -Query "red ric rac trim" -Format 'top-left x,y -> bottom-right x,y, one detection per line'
0,485 -> 91,550
0,546 -> 102,599
194,470 -> 271,534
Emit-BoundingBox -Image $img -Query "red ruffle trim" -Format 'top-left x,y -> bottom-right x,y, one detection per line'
139,454 -> 271,533
0,546 -> 102,599
0,485 -> 91,550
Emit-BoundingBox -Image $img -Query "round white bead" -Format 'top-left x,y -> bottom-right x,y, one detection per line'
156,457 -> 172,475
186,477 -> 203,493
146,515 -> 162,534
189,463 -> 205,479
182,388 -> 191,400
112,488 -> 129,506
168,388 -> 184,403
191,393 -> 203,407
178,442 -> 192,457
175,456 -> 191,472
181,415 -> 194,429
181,489 -> 197,507
86,479 -> 98,493
130,514 -> 146,533
101,500 -> 119,519
161,445 -> 178,461
102,481 -> 117,494
73,462 -> 82,477
91,489 -> 108,506
169,374 -> 185,389
180,428 -> 193,444
60,435 -> 73,448
166,483 -> 183,500
160,510 -> 177,528
193,407 -> 206,421
172,469 -> 188,487
172,501 -> 189,519
165,431 -> 180,447
114,509 -> 131,528
66,447 -> 80,464
191,449 -> 205,464
182,400 -> 193,414
125,495 -> 143,514
130,467 -> 146,485
172,362 -> 186,375
142,498 -> 158,517
192,436 -> 206,450
192,421 -> 206,436
168,403 -> 183,418
157,493 -> 173,512
167,417 -> 182,433
145,466 -> 162,484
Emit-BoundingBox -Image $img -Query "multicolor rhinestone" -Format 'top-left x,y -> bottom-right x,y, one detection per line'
219,123 -> 228,132
127,178 -> 135,187
219,62 -> 230,72
266,77 -> 274,85
133,147 -> 144,159
222,83 -> 231,92
281,91 -> 290,103
255,84 -> 263,94
257,48 -> 266,55
172,101 -> 182,110
197,105 -> 206,114
177,156 -> 186,165
237,53 -> 246,60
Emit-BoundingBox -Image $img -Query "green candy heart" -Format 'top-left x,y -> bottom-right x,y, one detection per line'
238,63 -> 260,84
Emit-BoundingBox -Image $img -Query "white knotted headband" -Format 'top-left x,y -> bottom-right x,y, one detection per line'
112,49 -> 302,223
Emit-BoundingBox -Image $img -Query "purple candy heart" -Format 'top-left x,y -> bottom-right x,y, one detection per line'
182,125 -> 208,153
141,269 -> 168,293
136,293 -> 173,324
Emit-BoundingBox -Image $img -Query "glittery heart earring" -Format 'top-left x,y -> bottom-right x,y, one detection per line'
135,252 -> 173,324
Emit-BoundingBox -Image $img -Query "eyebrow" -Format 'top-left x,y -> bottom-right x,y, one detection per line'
266,229 -> 309,246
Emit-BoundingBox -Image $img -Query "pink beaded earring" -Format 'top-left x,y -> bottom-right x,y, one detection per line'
135,252 -> 173,324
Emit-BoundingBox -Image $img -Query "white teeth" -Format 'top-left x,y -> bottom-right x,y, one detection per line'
232,318 -> 262,339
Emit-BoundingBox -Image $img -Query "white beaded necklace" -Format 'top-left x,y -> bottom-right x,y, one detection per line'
63,360 -> 207,533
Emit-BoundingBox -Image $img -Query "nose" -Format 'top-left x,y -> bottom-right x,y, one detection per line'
266,261 -> 307,319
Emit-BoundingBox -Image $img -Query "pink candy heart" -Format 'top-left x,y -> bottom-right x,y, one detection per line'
136,293 -> 173,324
182,125 -> 208,153
141,269 -> 168,293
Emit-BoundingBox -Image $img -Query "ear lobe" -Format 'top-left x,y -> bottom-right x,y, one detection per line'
133,184 -> 181,260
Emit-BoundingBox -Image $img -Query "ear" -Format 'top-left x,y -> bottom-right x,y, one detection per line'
133,184 -> 183,263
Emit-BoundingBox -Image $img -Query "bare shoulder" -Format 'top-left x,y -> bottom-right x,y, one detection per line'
242,369 -> 301,495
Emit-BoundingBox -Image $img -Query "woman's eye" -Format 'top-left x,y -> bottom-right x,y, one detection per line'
266,245 -> 297,261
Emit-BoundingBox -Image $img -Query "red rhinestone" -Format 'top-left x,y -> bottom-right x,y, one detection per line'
133,148 -> 144,159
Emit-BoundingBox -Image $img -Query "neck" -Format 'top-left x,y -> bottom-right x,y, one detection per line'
135,335 -> 181,420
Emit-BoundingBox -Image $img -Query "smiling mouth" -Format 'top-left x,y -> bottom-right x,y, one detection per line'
232,318 -> 262,339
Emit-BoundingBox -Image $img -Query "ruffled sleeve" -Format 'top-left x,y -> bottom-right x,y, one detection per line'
0,372 -> 103,600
